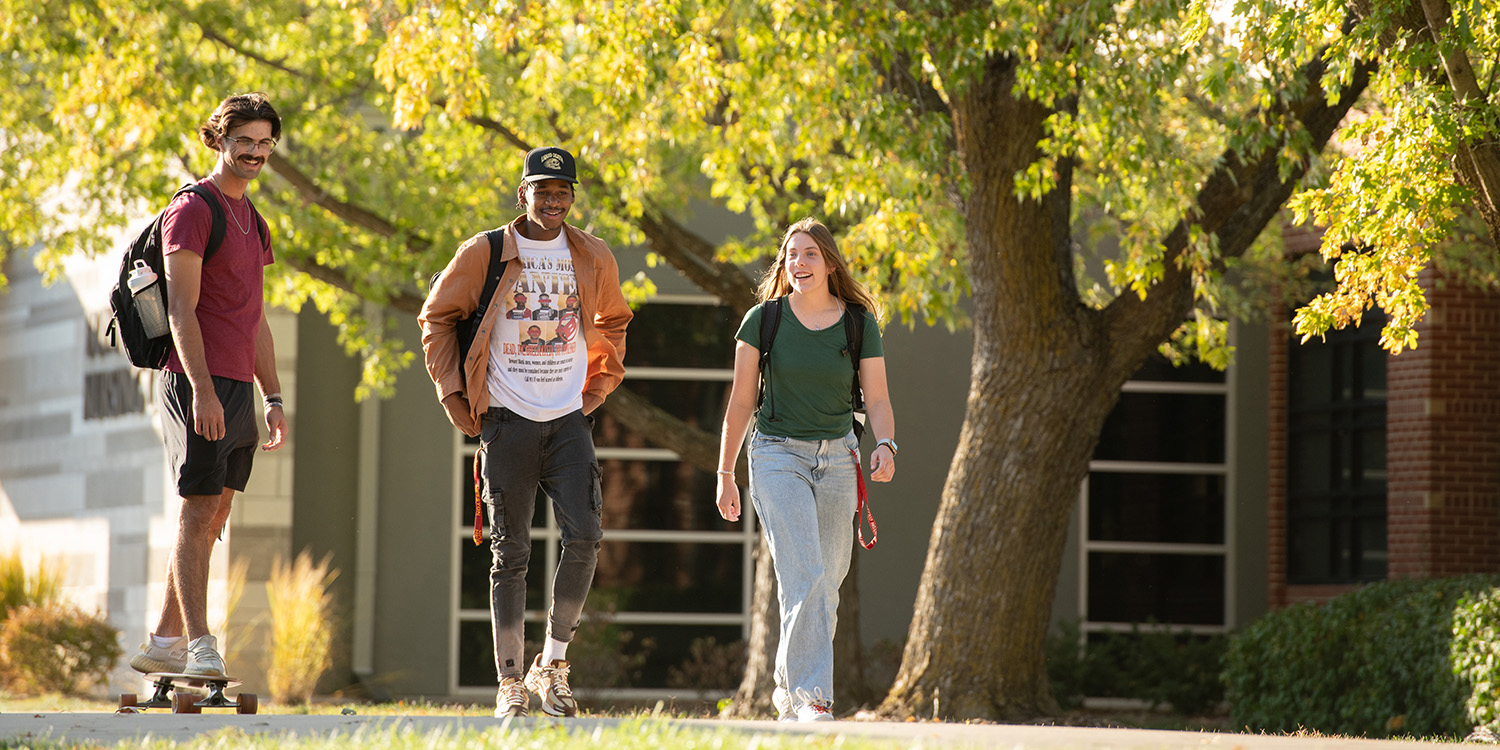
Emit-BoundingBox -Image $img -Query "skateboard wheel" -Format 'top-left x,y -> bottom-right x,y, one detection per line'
120,693 -> 138,709
172,692 -> 202,714
237,693 -> 258,715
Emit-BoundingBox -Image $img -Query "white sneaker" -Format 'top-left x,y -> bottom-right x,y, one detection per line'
184,635 -> 227,677
797,702 -> 836,722
129,637 -> 188,674
793,687 -> 835,722
772,685 -> 793,721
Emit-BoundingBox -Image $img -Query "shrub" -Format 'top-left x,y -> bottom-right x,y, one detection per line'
267,550 -> 339,705
1046,619 -> 1227,714
667,637 -> 747,692
1452,587 -> 1500,730
218,557 -> 252,670
1224,575 -> 1500,738
0,603 -> 122,695
0,551 -> 60,620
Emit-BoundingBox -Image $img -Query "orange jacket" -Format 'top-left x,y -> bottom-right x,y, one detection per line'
419,217 -> 632,428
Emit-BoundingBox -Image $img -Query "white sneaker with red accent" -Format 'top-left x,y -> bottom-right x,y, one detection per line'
793,687 -> 835,722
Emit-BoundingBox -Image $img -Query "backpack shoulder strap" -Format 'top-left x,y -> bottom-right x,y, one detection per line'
755,297 -> 783,417
478,228 -> 507,311
247,199 -> 271,254
844,303 -> 866,411
178,184 -> 227,264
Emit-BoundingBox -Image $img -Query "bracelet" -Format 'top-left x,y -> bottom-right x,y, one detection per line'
263,392 -> 284,408
715,470 -> 734,476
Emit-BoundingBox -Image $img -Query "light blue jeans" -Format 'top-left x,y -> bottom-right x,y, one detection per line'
748,429 -> 860,707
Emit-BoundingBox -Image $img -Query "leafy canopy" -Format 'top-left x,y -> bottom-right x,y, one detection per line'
1211,0 -> 1500,352
1,0 -> 1412,389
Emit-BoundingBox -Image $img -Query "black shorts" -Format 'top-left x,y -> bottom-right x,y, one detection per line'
160,371 -> 258,497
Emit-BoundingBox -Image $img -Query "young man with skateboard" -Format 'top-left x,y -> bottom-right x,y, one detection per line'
129,92 -> 289,679
420,146 -> 632,717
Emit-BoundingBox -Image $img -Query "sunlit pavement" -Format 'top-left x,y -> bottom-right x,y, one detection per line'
0,713 -> 1463,749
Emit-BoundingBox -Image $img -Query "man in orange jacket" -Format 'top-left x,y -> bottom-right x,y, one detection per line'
419,146 -> 632,718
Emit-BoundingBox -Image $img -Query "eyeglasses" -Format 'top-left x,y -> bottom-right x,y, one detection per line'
224,135 -> 278,153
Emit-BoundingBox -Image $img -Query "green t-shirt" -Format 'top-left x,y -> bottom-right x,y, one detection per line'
735,299 -> 884,441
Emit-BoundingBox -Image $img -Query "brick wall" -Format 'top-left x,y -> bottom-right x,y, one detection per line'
1386,272 -> 1500,578
1269,269 -> 1500,609
1267,315 -> 1289,608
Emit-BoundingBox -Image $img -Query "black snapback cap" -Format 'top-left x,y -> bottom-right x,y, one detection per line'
523,146 -> 578,184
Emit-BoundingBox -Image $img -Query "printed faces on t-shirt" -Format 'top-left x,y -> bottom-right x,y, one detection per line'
485,234 -> 588,420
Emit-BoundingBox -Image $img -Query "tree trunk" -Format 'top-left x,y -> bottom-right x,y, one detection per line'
879,43 -> 1373,721
722,532 -> 778,717
878,55 -> 1126,720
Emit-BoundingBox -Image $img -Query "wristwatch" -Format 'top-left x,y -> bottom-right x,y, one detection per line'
876,438 -> 898,456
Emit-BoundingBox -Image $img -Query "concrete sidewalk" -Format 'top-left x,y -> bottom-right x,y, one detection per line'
0,712 -> 1464,749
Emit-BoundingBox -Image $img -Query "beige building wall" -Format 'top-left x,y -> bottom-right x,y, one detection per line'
0,243 -> 293,697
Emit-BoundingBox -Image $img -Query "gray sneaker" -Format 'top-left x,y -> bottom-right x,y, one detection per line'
523,655 -> 578,717
129,637 -> 188,674
494,676 -> 529,718
184,635 -> 227,677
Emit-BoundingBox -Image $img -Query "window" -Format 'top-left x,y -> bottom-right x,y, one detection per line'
449,299 -> 754,697
1079,355 -> 1230,637
1285,315 -> 1386,584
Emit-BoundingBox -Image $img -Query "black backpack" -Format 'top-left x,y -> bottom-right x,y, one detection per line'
429,228 -> 507,367
106,183 -> 265,369
756,296 -> 867,440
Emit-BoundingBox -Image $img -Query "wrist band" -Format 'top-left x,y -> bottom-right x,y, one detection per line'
263,392 -> 284,407
715,470 -> 734,476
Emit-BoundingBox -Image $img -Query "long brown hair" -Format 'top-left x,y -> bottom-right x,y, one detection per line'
756,218 -> 883,321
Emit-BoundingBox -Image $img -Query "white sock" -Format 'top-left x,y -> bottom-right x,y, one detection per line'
541,637 -> 569,664
150,633 -> 184,648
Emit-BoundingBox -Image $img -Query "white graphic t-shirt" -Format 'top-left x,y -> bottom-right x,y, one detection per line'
485,231 -> 588,421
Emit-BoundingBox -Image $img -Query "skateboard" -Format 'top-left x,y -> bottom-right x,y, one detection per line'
117,672 -> 258,714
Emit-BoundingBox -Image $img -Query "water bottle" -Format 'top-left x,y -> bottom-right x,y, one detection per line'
127,260 -> 170,338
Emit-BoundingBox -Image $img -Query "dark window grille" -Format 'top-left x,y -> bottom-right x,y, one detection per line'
1286,313 -> 1387,584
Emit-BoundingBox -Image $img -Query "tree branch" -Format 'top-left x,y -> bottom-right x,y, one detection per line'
635,204 -> 759,314
597,387 -> 746,476
1419,0 -> 1500,237
267,151 -> 433,253
199,27 -> 317,83
1103,50 -> 1378,369
280,255 -> 425,315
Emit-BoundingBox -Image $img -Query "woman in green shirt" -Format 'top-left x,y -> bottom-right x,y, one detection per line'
714,218 -> 898,721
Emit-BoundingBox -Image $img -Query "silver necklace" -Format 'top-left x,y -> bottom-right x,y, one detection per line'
208,176 -> 251,235
801,299 -> 844,330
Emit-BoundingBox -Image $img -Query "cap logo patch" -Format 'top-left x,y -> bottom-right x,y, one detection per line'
542,153 -> 564,171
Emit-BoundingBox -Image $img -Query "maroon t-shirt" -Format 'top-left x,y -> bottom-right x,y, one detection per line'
161,179 -> 274,382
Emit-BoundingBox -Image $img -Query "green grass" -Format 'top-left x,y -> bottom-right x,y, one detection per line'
0,693 -> 719,719
0,716 -> 911,750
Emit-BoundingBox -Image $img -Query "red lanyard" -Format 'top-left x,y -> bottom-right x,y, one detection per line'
473,451 -> 485,545
850,448 -> 877,550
